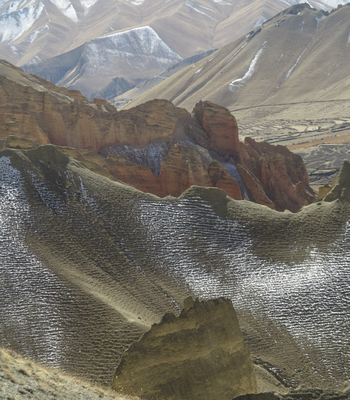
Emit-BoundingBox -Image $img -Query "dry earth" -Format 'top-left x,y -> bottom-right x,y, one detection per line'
0,347 -> 138,400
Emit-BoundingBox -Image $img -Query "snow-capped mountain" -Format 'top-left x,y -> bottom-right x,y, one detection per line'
0,0 -> 348,100
24,25 -> 183,100
124,4 -> 350,112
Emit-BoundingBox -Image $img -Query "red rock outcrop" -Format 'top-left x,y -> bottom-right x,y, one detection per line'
240,137 -> 315,212
192,101 -> 241,161
208,160 -> 242,200
0,60 -> 316,211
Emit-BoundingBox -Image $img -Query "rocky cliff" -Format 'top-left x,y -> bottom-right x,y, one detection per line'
112,297 -> 257,400
0,60 -> 315,211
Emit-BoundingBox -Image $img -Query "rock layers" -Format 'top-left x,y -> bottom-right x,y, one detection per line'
112,297 -> 257,400
0,60 -> 316,211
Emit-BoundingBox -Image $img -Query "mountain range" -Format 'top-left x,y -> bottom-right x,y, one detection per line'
0,0 -> 348,100
123,3 -> 350,111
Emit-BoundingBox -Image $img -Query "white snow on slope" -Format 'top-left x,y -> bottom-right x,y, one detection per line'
185,1 -> 216,20
0,1 -> 44,43
124,0 -> 145,5
316,14 -> 326,28
49,0 -> 78,22
285,44 -> 309,80
80,0 -> 98,8
79,26 -> 182,77
96,26 -> 181,60
210,0 -> 231,4
254,15 -> 267,28
26,23 -> 48,43
229,43 -> 265,91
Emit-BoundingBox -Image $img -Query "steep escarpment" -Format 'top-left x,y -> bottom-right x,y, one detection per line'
0,60 -> 315,211
112,297 -> 257,400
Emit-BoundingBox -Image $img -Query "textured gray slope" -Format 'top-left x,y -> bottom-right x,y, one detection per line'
1,145 -> 350,388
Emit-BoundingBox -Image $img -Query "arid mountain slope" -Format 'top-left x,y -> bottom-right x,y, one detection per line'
124,4 -> 350,111
0,60 -> 315,211
1,0 -> 347,100
1,143 -> 350,389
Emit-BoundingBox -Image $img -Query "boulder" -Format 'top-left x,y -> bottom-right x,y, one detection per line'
112,297 -> 257,400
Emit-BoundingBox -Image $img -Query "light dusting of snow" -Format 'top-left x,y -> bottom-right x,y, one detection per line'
26,23 -> 48,43
210,0 -> 231,4
82,26 -> 182,76
25,54 -> 42,65
285,45 -> 309,80
10,44 -> 22,55
80,0 -> 98,8
254,16 -> 267,28
48,0 -> 78,22
316,14 -> 326,28
228,43 -> 266,91
0,1 -> 45,43
185,1 -> 216,20
124,0 -> 146,5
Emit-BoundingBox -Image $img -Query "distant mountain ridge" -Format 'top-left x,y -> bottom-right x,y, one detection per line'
0,0 -> 348,100
124,4 -> 350,111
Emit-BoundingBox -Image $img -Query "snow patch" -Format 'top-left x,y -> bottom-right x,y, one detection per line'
285,45 -> 309,80
228,43 -> 265,91
254,16 -> 267,28
80,0 -> 98,8
124,0 -> 146,5
83,26 -> 182,75
0,1 -> 45,43
194,68 -> 202,75
185,1 -> 215,20
48,0 -> 78,22
10,44 -> 22,55
25,54 -> 42,65
316,14 -> 326,28
26,23 -> 48,43
210,0 -> 231,4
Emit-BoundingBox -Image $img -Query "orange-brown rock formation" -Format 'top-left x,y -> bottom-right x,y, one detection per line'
192,100 -> 241,161
112,297 -> 257,400
0,60 -> 316,211
240,138 -> 315,212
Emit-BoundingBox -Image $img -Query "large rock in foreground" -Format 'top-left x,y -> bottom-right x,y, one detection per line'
112,297 -> 257,400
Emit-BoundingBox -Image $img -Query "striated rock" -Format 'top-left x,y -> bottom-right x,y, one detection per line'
0,60 -> 316,211
240,138 -> 315,212
233,383 -> 350,400
192,101 -> 241,161
237,164 -> 275,209
112,297 -> 257,400
157,144 -> 212,197
208,160 -> 242,201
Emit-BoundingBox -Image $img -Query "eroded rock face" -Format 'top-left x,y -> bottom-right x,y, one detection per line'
192,101 -> 241,161
240,138 -> 315,212
112,297 -> 257,400
0,60 -> 316,211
